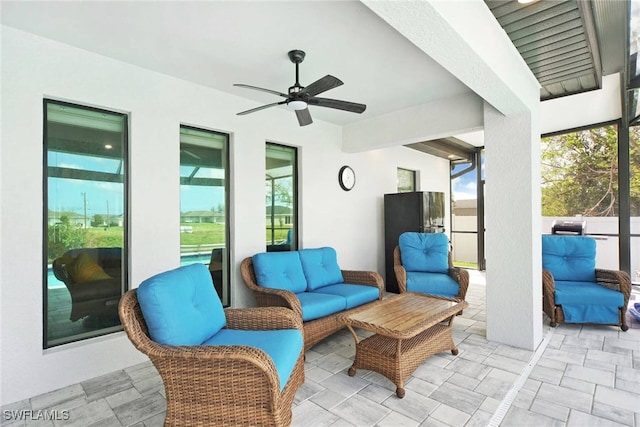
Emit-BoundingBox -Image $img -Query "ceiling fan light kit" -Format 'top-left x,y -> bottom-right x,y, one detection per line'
234,49 -> 366,126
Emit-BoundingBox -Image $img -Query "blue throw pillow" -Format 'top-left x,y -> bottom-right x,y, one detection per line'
542,235 -> 596,282
299,247 -> 344,291
252,251 -> 307,293
399,232 -> 449,274
137,263 -> 226,346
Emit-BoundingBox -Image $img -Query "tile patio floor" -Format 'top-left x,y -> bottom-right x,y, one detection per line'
3,270 -> 639,426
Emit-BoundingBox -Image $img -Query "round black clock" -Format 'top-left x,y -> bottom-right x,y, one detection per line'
338,165 -> 356,191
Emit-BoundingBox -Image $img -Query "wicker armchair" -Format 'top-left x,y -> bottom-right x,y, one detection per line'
393,239 -> 469,301
241,256 -> 384,352
52,247 -> 123,322
542,235 -> 630,331
119,290 -> 304,426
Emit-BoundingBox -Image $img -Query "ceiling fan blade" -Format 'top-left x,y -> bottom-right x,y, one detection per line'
307,97 -> 367,114
299,75 -> 343,97
233,84 -> 288,98
296,108 -> 313,126
237,101 -> 286,116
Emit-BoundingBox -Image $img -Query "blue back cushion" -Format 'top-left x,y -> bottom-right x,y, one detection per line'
299,247 -> 344,291
399,232 -> 449,274
542,235 -> 596,282
252,251 -> 307,293
137,263 -> 226,346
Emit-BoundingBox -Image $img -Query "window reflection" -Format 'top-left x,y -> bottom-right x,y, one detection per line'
180,126 -> 230,306
266,143 -> 297,251
44,100 -> 127,348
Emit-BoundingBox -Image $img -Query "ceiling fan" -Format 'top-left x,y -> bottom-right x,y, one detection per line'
234,50 -> 366,126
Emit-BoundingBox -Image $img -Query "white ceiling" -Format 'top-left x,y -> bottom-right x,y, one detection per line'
1,0 -> 474,128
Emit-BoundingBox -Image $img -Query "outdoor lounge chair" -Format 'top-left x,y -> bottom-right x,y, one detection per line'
542,235 -> 630,331
119,263 -> 304,426
52,247 -> 123,322
393,232 -> 469,301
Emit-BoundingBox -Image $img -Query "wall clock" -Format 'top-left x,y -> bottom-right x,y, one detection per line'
338,165 -> 356,191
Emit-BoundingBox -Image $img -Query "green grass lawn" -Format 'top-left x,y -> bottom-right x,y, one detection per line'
66,222 -> 290,256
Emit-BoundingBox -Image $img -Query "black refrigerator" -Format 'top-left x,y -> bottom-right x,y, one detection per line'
383,191 -> 445,293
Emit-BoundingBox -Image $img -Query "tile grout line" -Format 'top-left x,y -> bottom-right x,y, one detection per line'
487,326 -> 555,427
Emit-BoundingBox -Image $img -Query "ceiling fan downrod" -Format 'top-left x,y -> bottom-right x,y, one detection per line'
288,50 -> 306,93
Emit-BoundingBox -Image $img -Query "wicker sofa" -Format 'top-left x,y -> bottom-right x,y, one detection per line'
241,247 -> 384,351
120,263 -> 304,426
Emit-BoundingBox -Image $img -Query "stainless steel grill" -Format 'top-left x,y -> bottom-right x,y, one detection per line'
551,220 -> 586,235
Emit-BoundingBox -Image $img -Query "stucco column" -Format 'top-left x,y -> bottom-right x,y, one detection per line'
484,102 -> 542,350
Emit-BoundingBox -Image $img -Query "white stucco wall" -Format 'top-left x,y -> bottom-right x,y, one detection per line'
0,26 -> 451,405
541,73 -> 622,134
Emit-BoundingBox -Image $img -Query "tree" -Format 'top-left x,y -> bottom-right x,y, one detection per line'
92,214 -> 104,227
47,215 -> 86,260
542,125 -> 621,217
631,126 -> 640,216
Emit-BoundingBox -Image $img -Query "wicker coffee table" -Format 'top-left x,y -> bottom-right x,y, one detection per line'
343,292 -> 467,398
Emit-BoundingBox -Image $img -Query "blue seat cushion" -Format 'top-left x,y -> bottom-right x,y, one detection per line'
296,292 -> 346,321
312,284 -> 379,309
406,272 -> 460,298
203,328 -> 303,391
137,263 -> 226,346
299,247 -> 344,291
252,251 -> 307,293
399,232 -> 449,274
554,280 -> 623,324
542,235 -> 596,282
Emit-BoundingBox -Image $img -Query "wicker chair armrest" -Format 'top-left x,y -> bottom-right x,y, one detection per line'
341,270 -> 384,297
250,288 -> 303,317
150,344 -> 282,394
542,270 -> 556,299
394,265 -> 407,293
225,307 -> 302,331
393,246 -> 407,293
596,268 -> 631,306
240,257 -> 303,316
449,267 -> 470,300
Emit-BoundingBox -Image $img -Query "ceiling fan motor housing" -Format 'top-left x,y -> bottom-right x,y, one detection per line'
234,49 -> 365,126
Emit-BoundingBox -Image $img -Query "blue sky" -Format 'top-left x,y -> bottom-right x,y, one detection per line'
49,154 -> 480,216
451,163 -> 480,201
49,178 -> 224,215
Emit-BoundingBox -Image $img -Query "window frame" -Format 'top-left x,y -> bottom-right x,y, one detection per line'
42,99 -> 129,348
397,167 -> 417,193
265,142 -> 298,251
179,124 -> 231,306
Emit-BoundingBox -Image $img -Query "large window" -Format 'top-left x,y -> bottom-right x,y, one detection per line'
266,143 -> 297,251
180,126 -> 230,306
450,149 -> 484,270
541,123 -> 621,269
44,100 -> 128,347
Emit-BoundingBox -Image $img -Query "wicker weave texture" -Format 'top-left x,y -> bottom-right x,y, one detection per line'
542,267 -> 630,331
119,290 -> 305,426
240,256 -> 384,352
344,293 -> 467,398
